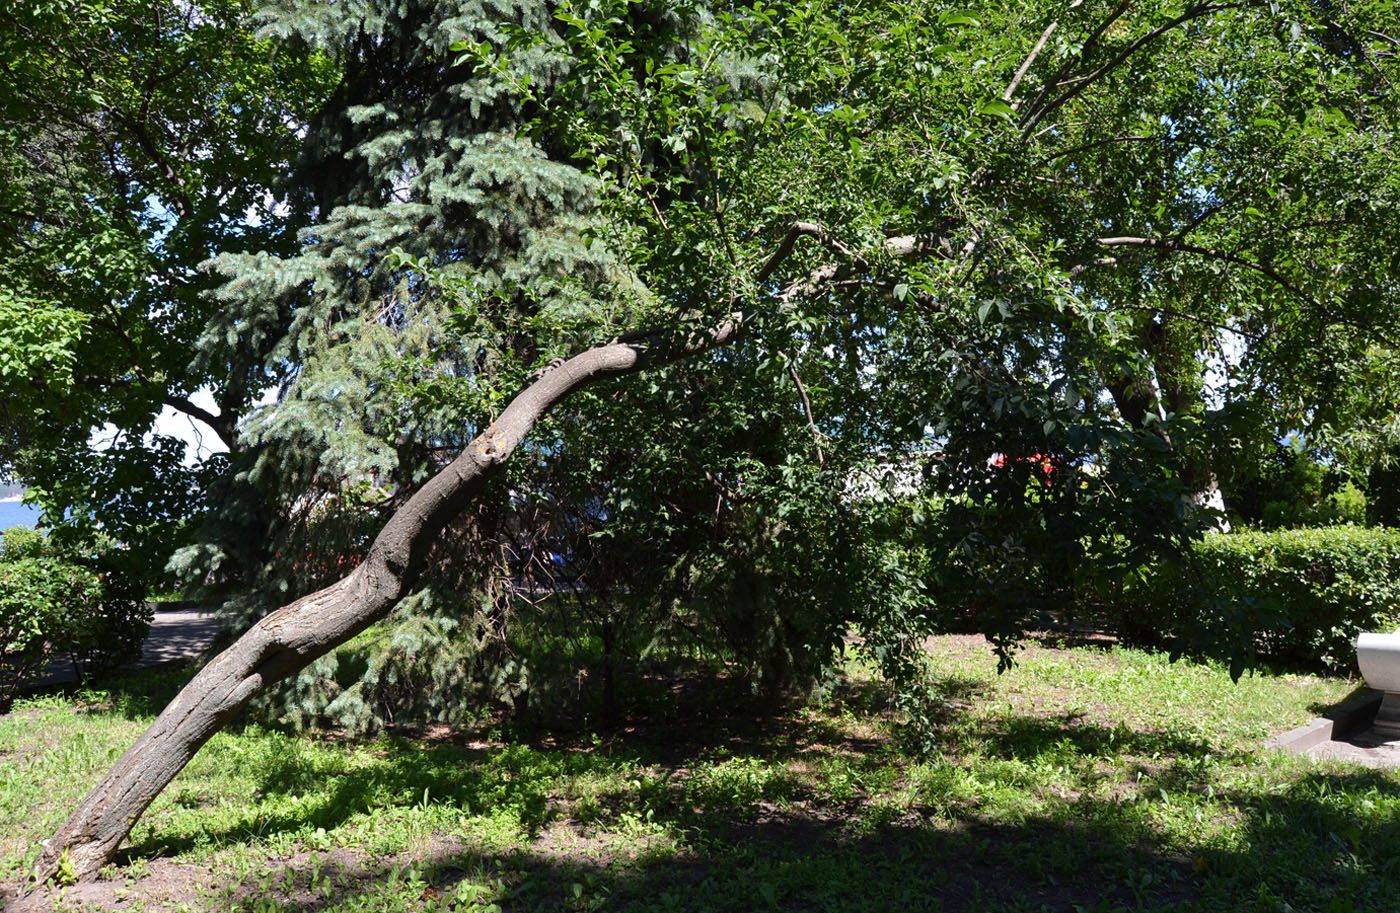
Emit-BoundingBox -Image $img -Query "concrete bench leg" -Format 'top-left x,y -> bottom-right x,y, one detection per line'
1374,693 -> 1400,741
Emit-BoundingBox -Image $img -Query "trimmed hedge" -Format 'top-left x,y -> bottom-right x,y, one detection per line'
0,530 -> 150,703
1121,526 -> 1400,673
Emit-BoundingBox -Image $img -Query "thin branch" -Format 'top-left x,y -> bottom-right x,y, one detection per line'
85,316 -> 142,363
758,222 -> 940,299
110,110 -> 194,219
163,396 -> 238,449
787,361 -> 825,466
1106,301 -> 1259,338
1004,0 -> 1084,107
644,187 -> 671,233
1173,187 -> 1246,241
1032,120 -> 1083,140
1329,22 -> 1395,89
74,374 -> 238,449
1027,135 -> 1152,171
159,394 -> 223,432
1022,3 -> 1243,138
1020,0 -> 1133,128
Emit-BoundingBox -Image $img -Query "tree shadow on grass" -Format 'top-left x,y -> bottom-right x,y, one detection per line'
62,655 -> 1400,913
130,813 -> 1204,913
187,762 -> 1400,913
118,736 -> 622,863
971,712 -> 1214,762
118,669 -> 1209,853
1181,767 -> 1400,912
61,764 -> 1400,913
93,697 -> 1400,912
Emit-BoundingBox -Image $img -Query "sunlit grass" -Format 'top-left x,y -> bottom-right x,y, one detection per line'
2,637 -> 1396,912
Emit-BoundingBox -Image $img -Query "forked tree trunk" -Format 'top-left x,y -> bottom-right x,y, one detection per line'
31,319 -> 741,884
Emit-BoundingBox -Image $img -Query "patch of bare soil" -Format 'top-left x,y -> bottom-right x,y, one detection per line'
232,846 -> 369,909
531,818 -> 667,867
923,632 -> 999,659
0,743 -> 41,767
4,858 -> 206,913
1,840 -> 498,913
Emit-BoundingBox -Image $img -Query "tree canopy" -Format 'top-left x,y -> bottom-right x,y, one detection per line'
0,0 -> 331,578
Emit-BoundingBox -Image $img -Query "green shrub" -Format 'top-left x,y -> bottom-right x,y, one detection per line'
0,555 -> 151,703
1121,526 -> 1400,673
1221,439 -> 1367,529
66,557 -> 150,680
2,525 -> 49,559
1260,481 -> 1366,529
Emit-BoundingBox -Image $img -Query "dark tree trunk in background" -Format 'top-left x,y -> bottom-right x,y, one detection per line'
1106,315 -> 1227,527
601,617 -> 617,729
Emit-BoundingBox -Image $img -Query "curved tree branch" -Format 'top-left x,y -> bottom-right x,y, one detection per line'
74,375 -> 240,451
31,213 -> 948,884
31,314 -> 746,885
787,360 -> 825,466
1095,235 -> 1315,304
1019,0 -> 1133,129
162,395 -> 237,449
755,221 -> 827,284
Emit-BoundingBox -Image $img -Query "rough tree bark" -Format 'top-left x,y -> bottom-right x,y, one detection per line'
1104,313 -> 1231,530
30,316 -> 744,885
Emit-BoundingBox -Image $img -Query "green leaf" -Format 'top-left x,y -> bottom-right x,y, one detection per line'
978,100 -> 1014,121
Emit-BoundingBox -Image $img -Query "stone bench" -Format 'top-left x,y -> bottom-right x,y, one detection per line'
1356,631 -> 1400,740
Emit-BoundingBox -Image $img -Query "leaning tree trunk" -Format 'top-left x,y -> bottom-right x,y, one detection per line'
31,318 -> 742,884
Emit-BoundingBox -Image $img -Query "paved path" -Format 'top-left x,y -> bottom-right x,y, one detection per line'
1270,689 -> 1400,770
135,607 -> 222,667
1302,727 -> 1400,769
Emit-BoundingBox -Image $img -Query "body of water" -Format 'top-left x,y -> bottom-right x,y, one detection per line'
0,499 -> 42,531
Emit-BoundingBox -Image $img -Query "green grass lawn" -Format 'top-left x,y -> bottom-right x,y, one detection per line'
2,635 -> 1395,913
